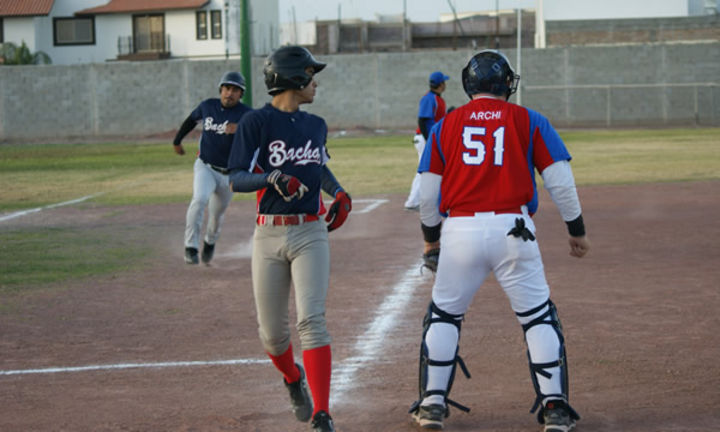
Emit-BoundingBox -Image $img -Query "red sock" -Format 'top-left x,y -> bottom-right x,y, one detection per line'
267,344 -> 300,383
303,345 -> 332,416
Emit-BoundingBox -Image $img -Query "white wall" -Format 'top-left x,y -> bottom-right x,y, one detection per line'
166,9 -> 227,59
3,17 -> 37,50
1,0 -> 277,64
544,0 -> 690,20
249,0 -> 280,55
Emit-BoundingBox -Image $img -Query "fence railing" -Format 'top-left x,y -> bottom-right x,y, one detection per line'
117,34 -> 171,56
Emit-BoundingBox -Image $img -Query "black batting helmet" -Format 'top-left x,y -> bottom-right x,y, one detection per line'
263,45 -> 326,95
462,50 -> 519,100
218,71 -> 246,91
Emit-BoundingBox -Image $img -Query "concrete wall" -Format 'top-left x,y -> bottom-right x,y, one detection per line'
547,15 -> 720,46
1,42 -> 718,141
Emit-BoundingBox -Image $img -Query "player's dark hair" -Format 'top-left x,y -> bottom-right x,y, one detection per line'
462,50 -> 519,100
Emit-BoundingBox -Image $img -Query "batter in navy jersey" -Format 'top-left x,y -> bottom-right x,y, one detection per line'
173,71 -> 251,265
405,71 -> 450,210
227,46 -> 351,432
409,50 -> 590,431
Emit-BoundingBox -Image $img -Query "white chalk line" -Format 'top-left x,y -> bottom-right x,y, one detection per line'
1,196 -> 417,402
330,259 -> 428,406
0,358 -> 271,376
0,261 -> 426,382
0,194 -> 104,223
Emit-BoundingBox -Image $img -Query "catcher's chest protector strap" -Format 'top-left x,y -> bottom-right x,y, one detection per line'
410,302 -> 471,415
517,299 -> 579,423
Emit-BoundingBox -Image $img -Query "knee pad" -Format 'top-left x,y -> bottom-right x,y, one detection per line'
517,299 -> 580,423
410,301 -> 471,415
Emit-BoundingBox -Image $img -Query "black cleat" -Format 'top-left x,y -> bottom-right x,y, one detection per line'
284,363 -> 313,422
184,247 -> 199,265
201,241 -> 215,264
543,400 -> 577,432
411,404 -> 446,429
311,411 -> 335,432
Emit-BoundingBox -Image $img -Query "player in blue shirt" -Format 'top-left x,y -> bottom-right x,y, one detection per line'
227,46 -> 351,432
173,71 -> 252,265
404,70 -> 450,210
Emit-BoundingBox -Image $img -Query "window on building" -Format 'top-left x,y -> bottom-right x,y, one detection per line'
211,10 -> 222,39
196,11 -> 207,40
53,17 -> 95,45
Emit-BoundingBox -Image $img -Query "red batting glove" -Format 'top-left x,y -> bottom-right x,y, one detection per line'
267,169 -> 309,202
325,191 -> 352,232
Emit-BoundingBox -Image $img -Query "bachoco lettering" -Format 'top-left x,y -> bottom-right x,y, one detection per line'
268,140 -> 321,167
204,117 -> 229,134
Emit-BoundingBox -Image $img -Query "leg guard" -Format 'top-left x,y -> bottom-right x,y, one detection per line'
409,301 -> 471,416
517,299 -> 580,424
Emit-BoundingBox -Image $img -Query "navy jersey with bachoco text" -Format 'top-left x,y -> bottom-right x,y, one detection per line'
191,99 -> 251,168
227,103 -> 330,215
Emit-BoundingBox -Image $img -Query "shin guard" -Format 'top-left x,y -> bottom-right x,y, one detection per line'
517,299 -> 580,424
410,301 -> 471,415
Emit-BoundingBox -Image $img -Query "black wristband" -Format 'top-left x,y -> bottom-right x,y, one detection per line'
565,214 -> 586,237
421,222 -> 441,243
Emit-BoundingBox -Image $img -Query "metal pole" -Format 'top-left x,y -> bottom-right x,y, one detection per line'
535,0 -> 546,49
516,8 -> 522,105
240,0 -> 252,106
224,1 -> 229,59
495,0 -> 500,49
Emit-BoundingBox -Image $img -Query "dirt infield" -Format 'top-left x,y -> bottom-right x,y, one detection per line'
1,181 -> 719,432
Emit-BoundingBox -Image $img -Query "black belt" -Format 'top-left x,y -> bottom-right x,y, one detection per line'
202,160 -> 228,174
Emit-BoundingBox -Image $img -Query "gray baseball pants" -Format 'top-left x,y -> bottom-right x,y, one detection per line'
184,158 -> 233,249
252,219 -> 331,356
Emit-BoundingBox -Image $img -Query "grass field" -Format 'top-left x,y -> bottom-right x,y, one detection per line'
1,128 -> 718,212
1,127 -> 719,290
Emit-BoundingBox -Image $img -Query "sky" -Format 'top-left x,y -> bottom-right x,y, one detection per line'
276,0 -> 694,23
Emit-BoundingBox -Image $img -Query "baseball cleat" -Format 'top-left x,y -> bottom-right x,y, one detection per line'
411,404 -> 446,429
201,241 -> 215,264
311,411 -> 335,432
543,400 -> 576,432
184,247 -> 199,265
284,363 -> 313,422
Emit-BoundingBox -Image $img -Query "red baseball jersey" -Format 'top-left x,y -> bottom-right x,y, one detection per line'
418,97 -> 571,215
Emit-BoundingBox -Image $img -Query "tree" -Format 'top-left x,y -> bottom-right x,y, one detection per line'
0,41 -> 52,65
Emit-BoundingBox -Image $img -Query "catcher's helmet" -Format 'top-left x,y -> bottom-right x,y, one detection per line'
263,45 -> 326,95
218,71 -> 246,91
462,50 -> 519,100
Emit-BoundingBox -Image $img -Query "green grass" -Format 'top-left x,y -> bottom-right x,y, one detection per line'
1,128 -> 718,211
559,128 -> 720,185
0,226 -> 150,294
1,128 -> 718,290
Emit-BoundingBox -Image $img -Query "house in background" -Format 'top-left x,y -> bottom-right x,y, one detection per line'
0,0 -> 278,65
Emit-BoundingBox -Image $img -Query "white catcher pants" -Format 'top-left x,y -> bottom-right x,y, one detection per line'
422,210 -> 563,406
184,158 -> 233,249
432,209 -> 549,314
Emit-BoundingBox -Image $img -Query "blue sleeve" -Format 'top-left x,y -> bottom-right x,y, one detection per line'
527,108 -> 571,162
417,93 -> 437,119
418,119 -> 445,173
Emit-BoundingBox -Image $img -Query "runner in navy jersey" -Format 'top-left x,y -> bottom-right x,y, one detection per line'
173,71 -> 251,265
227,46 -> 351,432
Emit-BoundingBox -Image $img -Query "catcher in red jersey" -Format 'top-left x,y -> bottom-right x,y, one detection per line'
409,50 -> 590,432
